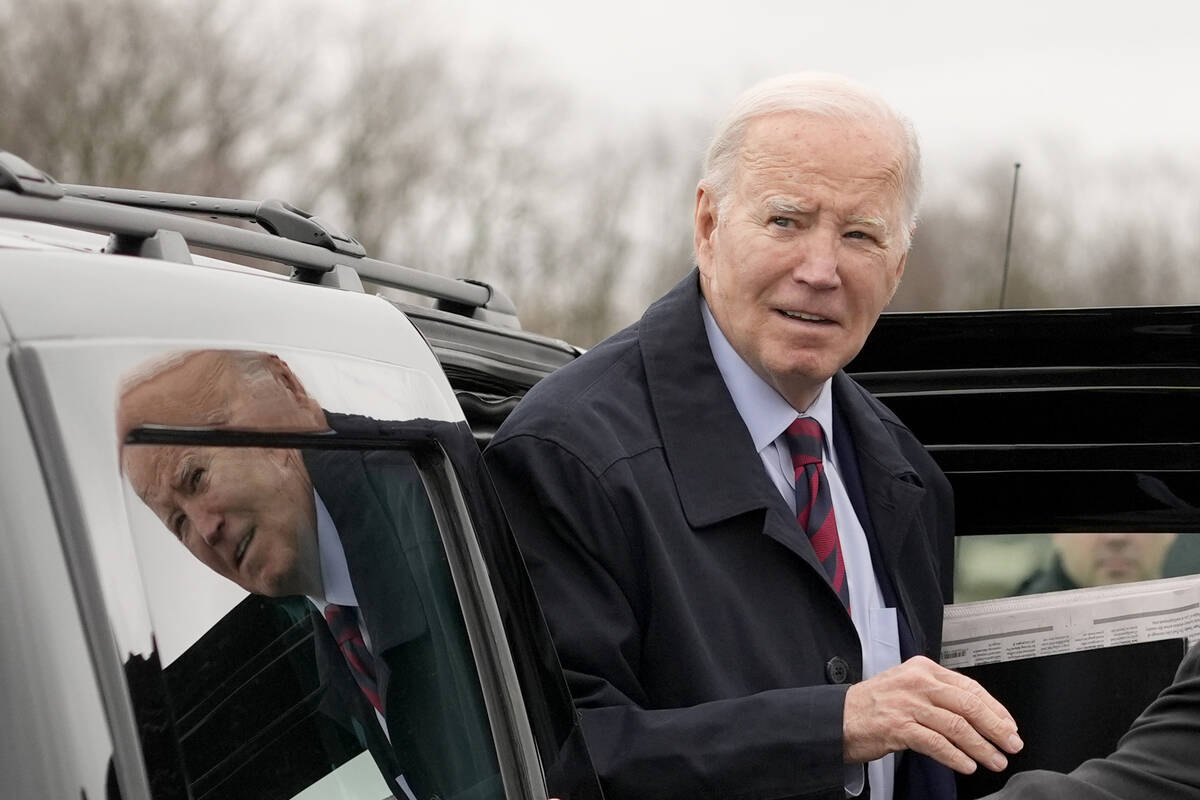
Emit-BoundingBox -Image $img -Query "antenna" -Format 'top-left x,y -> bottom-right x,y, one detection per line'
999,162 -> 1021,309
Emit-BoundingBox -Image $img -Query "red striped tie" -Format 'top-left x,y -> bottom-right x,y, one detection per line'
784,418 -> 850,611
323,603 -> 383,713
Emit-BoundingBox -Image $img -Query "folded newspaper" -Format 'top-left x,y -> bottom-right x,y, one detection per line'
941,574 -> 1200,668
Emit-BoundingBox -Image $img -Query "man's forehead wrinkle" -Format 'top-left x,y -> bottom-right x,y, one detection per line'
189,359 -> 236,425
738,148 -> 904,195
139,353 -> 235,428
765,199 -> 814,216
128,446 -> 183,513
122,382 -> 201,434
736,149 -> 804,191
744,169 -> 906,235
847,214 -> 891,232
874,157 -> 906,197
753,113 -> 904,170
755,182 -> 895,223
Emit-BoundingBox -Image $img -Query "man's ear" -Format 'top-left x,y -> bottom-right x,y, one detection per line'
265,355 -> 310,402
694,183 -> 718,274
264,354 -> 329,429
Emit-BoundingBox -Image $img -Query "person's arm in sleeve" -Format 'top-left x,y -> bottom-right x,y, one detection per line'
487,430 -> 1021,798
982,645 -> 1200,800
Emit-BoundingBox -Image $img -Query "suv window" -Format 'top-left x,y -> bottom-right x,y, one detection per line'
120,437 -> 503,800
17,337 -> 597,800
956,531 -> 1200,602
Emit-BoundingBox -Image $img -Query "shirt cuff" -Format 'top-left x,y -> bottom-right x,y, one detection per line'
844,762 -> 865,796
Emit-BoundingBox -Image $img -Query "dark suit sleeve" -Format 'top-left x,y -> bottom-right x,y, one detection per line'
983,645 -> 1200,800
486,433 -> 850,800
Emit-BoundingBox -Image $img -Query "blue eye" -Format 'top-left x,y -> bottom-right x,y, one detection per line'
770,217 -> 793,228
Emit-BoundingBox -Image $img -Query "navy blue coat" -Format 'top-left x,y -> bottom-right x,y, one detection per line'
485,272 -> 955,799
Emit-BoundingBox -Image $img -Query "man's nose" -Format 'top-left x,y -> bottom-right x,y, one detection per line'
790,230 -> 841,289
183,499 -> 224,546
1099,533 -> 1134,550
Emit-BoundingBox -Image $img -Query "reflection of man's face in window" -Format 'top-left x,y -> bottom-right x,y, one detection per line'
1053,532 -> 1179,587
126,442 -> 321,597
119,350 -> 330,598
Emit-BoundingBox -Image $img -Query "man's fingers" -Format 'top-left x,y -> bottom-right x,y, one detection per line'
966,675 -> 1018,729
842,656 -> 1024,770
913,703 -> 1010,772
901,721 -> 978,775
936,663 -> 1016,723
930,674 -> 1024,754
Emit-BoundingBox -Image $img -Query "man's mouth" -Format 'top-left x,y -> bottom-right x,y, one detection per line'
780,310 -> 831,323
235,528 -> 255,567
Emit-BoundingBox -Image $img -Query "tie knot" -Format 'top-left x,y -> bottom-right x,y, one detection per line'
784,417 -> 824,462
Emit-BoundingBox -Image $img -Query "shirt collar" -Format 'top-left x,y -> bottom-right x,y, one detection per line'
701,299 -> 834,454
309,489 -> 358,610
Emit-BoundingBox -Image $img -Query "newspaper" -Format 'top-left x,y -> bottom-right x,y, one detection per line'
941,574 -> 1200,669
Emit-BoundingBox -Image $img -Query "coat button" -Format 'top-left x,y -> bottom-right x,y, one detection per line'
825,656 -> 850,684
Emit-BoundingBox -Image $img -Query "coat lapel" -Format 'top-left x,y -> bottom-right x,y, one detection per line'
302,446 -> 428,655
639,272 -> 937,633
639,271 -> 830,580
833,373 -> 925,566
832,372 -> 932,653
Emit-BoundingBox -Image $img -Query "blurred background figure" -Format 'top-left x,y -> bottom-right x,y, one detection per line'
1016,532 -> 1178,595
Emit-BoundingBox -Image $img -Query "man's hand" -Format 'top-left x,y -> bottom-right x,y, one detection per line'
843,655 -> 1023,774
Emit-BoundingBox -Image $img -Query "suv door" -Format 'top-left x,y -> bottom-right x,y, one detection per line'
12,340 -> 602,800
849,304 -> 1200,797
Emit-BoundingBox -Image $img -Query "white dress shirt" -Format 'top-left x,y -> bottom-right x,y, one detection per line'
309,490 -> 360,612
702,302 -> 901,800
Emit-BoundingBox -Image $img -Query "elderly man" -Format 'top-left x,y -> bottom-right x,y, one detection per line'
485,73 -> 1021,800
118,349 -> 500,800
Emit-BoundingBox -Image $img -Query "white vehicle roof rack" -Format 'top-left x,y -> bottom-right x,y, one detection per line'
0,151 -> 520,328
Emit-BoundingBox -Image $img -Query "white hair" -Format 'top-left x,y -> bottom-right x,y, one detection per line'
118,349 -> 279,425
701,72 -> 923,247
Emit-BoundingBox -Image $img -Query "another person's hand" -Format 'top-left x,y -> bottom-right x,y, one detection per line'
843,655 -> 1023,774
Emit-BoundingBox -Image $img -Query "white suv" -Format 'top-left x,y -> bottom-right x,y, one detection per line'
0,152 -> 599,800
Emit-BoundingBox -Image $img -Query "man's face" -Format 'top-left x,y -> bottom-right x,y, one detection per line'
695,111 -> 909,410
119,352 -> 325,598
125,443 -> 320,597
1053,532 -> 1178,587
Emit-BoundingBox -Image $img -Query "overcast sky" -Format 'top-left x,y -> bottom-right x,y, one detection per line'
428,0 -> 1200,186
291,0 -> 1200,309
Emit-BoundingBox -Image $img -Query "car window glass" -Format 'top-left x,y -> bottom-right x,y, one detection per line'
121,440 -> 504,800
22,340 -> 591,799
956,532 -> 1200,602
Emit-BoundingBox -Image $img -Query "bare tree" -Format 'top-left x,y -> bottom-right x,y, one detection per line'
897,147 -> 1200,312
896,158 -> 1020,311
290,12 -> 706,345
8,0 -> 1195,346
0,0 -> 296,195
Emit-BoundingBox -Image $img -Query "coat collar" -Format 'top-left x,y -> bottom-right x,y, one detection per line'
830,371 -> 926,570
640,271 -> 784,529
641,270 -> 926,543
